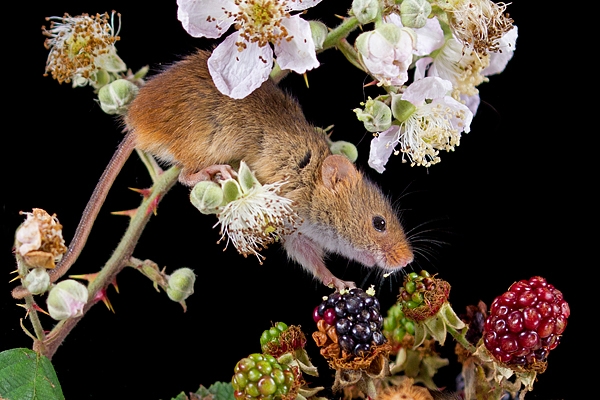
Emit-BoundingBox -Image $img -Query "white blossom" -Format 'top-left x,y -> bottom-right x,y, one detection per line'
177,0 -> 321,99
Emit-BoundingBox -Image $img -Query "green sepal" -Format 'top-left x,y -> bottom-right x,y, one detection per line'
413,322 -> 427,348
238,161 -> 260,193
221,178 -> 242,204
440,302 -> 466,330
424,314 -> 447,345
391,95 -> 417,122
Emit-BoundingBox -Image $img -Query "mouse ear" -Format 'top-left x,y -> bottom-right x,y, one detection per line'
321,154 -> 359,190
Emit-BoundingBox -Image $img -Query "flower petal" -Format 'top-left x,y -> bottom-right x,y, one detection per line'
368,126 -> 401,173
208,33 -> 273,99
483,26 -> 518,76
412,18 -> 445,56
402,76 -> 452,105
176,0 -> 236,38
274,16 -> 319,73
287,0 -> 324,11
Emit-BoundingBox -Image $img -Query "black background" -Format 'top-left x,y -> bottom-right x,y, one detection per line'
2,1 -> 586,399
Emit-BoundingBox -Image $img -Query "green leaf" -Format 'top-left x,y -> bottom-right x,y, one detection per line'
0,348 -> 64,400
193,382 -> 234,400
169,391 -> 189,400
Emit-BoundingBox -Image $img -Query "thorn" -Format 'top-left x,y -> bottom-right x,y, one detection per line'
129,187 -> 152,198
146,196 -> 161,216
111,209 -> 138,218
33,303 -> 51,316
303,72 -> 309,89
363,80 -> 378,87
9,274 -> 22,283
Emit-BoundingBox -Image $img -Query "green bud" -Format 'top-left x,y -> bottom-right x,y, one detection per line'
222,178 -> 242,204
354,98 -> 392,132
309,20 -> 328,51
190,180 -> 224,214
98,79 -> 139,115
352,0 -> 380,24
238,161 -> 261,193
23,267 -> 50,295
47,279 -> 88,321
330,140 -> 358,163
391,93 -> 417,122
400,0 -> 432,29
166,268 -> 196,302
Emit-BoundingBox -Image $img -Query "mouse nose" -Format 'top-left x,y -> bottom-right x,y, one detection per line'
384,243 -> 414,268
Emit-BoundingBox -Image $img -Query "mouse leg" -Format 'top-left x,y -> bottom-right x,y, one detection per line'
178,164 -> 238,186
283,234 -> 356,290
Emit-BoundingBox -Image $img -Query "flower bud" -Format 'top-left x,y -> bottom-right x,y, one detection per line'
166,268 -> 196,302
47,279 -> 89,320
330,140 -> 358,163
190,180 -> 224,214
309,20 -> 328,51
98,79 -> 139,115
24,268 -> 51,295
354,98 -> 392,132
400,0 -> 432,29
352,0 -> 380,24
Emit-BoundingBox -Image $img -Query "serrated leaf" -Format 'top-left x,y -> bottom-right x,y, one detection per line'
0,348 -> 64,400
169,391 -> 189,400
204,382 -> 234,400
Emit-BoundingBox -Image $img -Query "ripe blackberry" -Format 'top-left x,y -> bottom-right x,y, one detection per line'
313,288 -> 386,357
232,353 -> 297,400
482,276 -> 570,369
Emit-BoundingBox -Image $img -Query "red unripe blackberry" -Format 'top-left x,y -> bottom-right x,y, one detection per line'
483,276 -> 570,368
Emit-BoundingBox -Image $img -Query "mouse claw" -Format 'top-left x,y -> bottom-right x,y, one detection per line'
326,277 -> 356,291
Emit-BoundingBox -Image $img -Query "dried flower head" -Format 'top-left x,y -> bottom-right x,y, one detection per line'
15,208 -> 67,269
214,162 -> 299,263
42,12 -> 126,88
443,0 -> 514,56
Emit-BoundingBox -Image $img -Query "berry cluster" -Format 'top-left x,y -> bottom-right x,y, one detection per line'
313,288 -> 386,357
483,276 -> 570,368
383,302 -> 416,351
232,353 -> 297,400
260,322 -> 306,358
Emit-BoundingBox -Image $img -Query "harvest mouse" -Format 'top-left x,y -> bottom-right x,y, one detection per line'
59,49 -> 414,290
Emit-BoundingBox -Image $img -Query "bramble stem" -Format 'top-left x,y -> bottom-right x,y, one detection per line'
322,16 -> 360,51
42,165 -> 181,359
447,325 -> 477,354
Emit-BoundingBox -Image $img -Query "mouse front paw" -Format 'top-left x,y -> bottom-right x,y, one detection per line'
179,164 -> 237,186
325,276 -> 356,291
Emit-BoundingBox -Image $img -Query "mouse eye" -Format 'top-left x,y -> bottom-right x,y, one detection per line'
372,216 -> 386,232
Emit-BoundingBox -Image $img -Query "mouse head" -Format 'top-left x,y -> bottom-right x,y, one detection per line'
308,154 -> 414,271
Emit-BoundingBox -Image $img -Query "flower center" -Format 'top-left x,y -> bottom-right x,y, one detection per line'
228,0 -> 292,50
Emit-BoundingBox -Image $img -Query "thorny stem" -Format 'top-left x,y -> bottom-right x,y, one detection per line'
41,165 -> 181,359
15,255 -> 46,344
